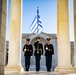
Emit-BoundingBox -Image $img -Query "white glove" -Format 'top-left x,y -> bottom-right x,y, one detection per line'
41,55 -> 43,57
31,56 -> 32,58
24,49 -> 26,51
46,47 -> 48,50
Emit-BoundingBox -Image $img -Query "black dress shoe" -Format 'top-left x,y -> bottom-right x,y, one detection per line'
36,69 -> 39,71
47,69 -> 51,72
26,68 -> 29,71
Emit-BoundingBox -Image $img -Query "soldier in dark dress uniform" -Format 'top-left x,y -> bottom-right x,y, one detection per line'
44,38 -> 54,72
23,38 -> 33,71
34,37 -> 43,71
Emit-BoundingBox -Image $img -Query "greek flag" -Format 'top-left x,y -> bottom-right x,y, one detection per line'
30,7 -> 43,35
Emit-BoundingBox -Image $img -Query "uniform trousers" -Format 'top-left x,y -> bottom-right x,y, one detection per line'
25,56 -> 31,70
45,56 -> 52,71
35,56 -> 41,71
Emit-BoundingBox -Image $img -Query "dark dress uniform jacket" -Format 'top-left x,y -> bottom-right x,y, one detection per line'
34,41 -> 43,56
44,43 -> 54,56
23,44 -> 33,56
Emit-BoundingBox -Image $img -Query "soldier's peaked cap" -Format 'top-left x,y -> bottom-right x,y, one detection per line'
36,37 -> 40,39
26,38 -> 30,41
46,38 -> 51,41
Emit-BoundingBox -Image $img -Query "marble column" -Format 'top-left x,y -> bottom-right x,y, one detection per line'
6,0 -> 22,71
55,0 -> 74,73
0,0 -> 7,74
74,0 -> 76,68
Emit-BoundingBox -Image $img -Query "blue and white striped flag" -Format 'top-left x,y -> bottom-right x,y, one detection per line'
30,7 -> 43,35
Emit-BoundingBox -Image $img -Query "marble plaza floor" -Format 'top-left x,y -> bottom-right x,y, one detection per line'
5,65 -> 76,75
5,71 -> 76,75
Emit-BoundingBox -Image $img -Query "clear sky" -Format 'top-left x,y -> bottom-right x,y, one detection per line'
6,0 -> 74,41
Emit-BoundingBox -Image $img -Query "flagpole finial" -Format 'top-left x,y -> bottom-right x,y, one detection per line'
37,6 -> 39,9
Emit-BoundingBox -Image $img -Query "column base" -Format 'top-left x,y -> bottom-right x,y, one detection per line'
5,65 -> 23,71
55,66 -> 75,73
0,65 -> 4,75
74,66 -> 76,71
